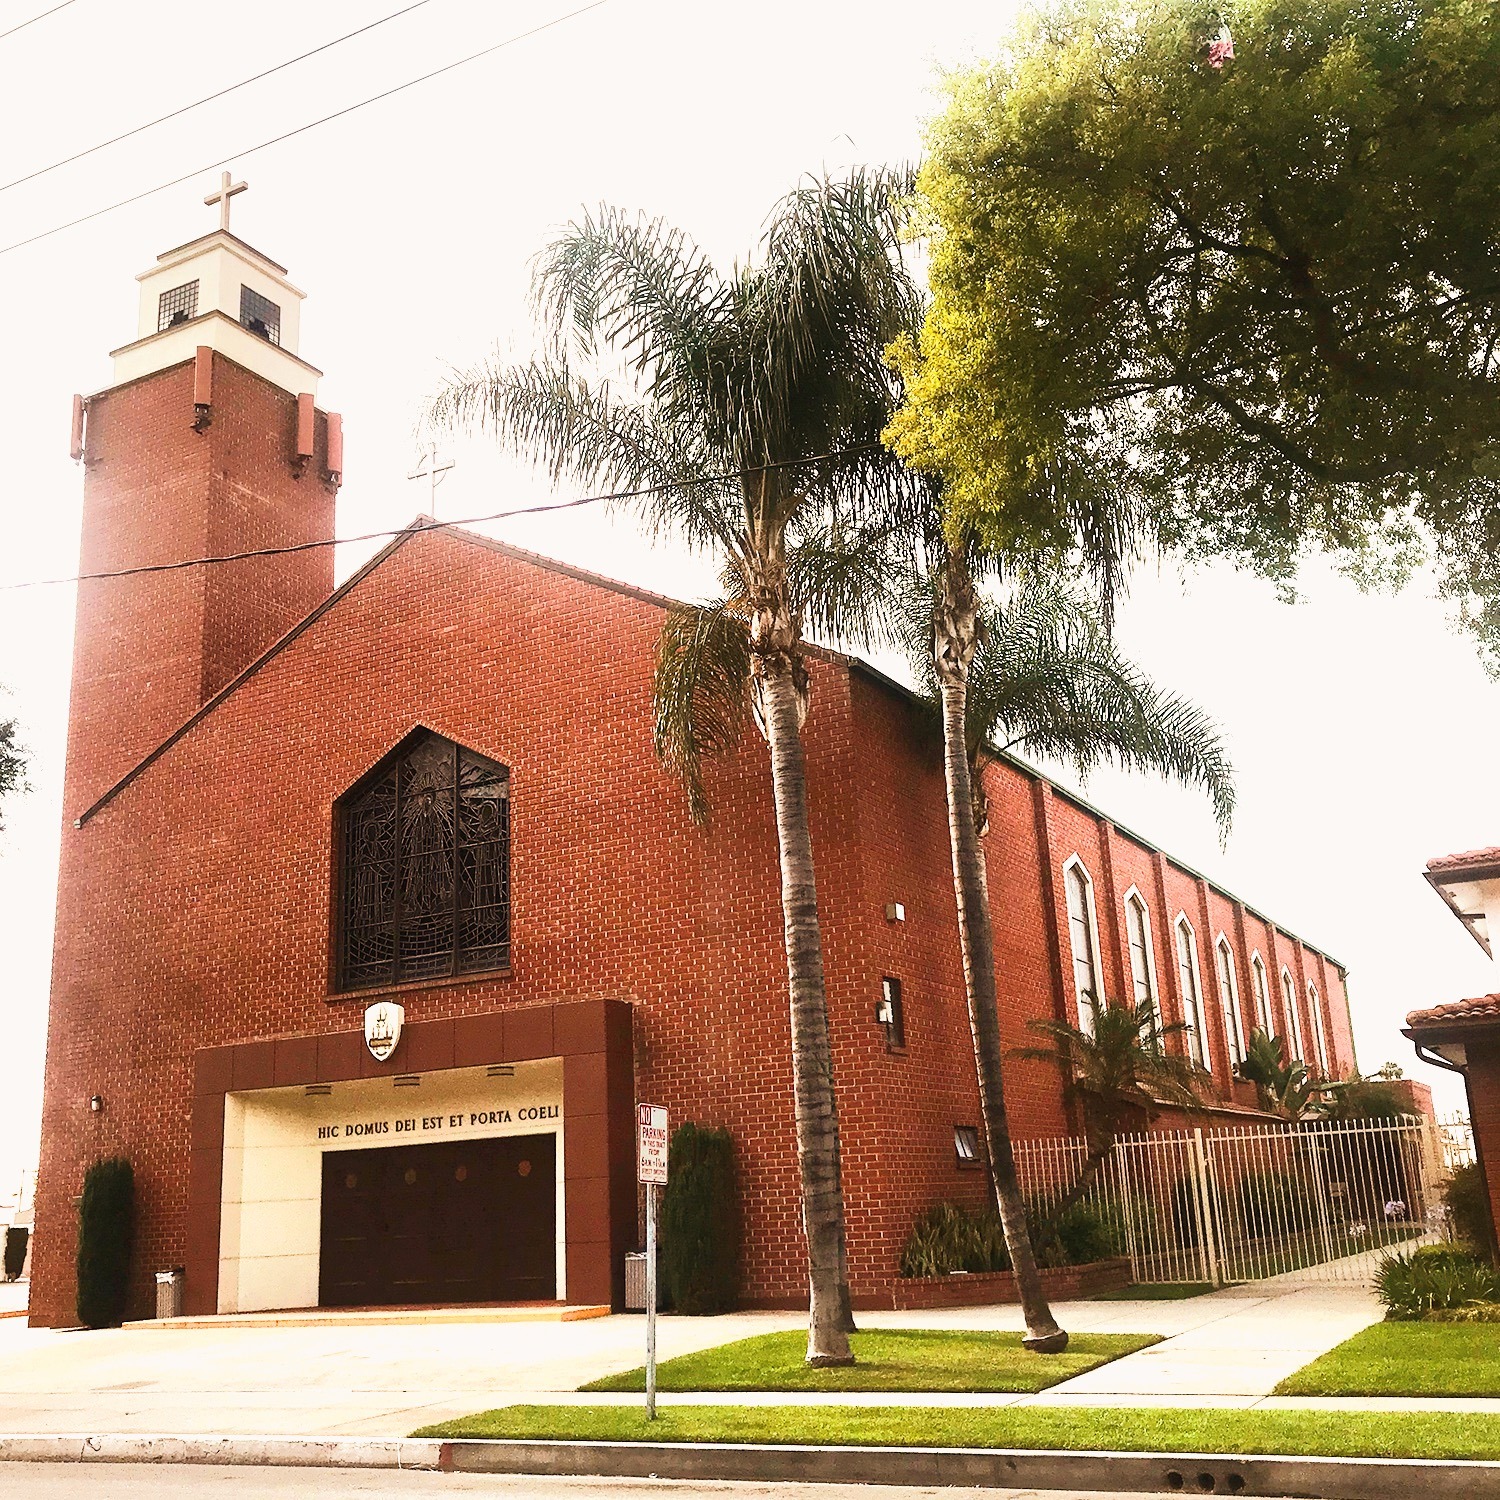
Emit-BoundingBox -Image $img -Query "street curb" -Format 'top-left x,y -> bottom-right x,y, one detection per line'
0,1435 -> 444,1470
2,1435 -> 1499,1496
435,1440 -> 1500,1496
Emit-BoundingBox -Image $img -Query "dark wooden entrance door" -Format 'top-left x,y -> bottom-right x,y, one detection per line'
318,1133 -> 556,1307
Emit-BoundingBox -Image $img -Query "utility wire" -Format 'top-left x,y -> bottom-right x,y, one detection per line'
0,0 -> 437,195
0,0 -> 75,43
0,444 -> 883,591
0,0 -> 611,257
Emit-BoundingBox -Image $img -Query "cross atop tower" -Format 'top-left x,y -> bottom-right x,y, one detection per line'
204,171 -> 248,233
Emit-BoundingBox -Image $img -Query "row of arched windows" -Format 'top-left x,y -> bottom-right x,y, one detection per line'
1061,854 -> 1333,1079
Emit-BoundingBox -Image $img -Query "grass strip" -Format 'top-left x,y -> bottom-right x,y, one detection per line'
581,1329 -> 1159,1394
1276,1321 -> 1500,1398
415,1402 -> 1500,1461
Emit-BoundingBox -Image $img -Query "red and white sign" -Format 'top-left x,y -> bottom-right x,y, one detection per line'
637,1103 -> 668,1185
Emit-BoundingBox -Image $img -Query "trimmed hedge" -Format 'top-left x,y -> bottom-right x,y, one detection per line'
2,1225 -> 28,1280
660,1122 -> 739,1315
76,1157 -> 135,1328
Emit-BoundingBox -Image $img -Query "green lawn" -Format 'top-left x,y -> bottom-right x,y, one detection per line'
579,1329 -> 1158,1394
1276,1321 -> 1500,1398
1091,1282 -> 1218,1301
414,1403 -> 1500,1461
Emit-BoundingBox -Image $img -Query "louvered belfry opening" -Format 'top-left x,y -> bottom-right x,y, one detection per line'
338,731 -> 511,990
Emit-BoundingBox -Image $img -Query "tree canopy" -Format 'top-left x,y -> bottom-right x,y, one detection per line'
889,0 -> 1500,663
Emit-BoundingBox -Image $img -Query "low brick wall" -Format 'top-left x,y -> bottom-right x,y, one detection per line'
879,1256 -> 1132,1311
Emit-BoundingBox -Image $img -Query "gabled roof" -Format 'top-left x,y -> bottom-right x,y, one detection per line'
1422,847 -> 1500,958
1405,993 -> 1500,1033
72,518 -> 1346,971
1427,846 -> 1500,875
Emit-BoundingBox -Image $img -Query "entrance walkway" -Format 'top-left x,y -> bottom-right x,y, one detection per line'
0,1282 -> 1385,1437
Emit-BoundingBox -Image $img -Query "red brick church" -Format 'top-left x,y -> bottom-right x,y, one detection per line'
30,209 -> 1357,1325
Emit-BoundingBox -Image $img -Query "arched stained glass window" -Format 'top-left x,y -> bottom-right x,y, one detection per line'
338,731 -> 510,990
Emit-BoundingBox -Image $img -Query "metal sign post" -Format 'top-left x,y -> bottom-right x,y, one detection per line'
637,1103 -> 668,1421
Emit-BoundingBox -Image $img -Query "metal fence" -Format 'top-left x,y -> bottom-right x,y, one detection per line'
1014,1115 -> 1461,1287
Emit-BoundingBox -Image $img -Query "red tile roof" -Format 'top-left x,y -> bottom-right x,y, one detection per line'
1426,847 -> 1500,874
1406,993 -> 1500,1029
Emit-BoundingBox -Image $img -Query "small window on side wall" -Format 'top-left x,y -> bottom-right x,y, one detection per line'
877,976 -> 906,1051
954,1125 -> 983,1168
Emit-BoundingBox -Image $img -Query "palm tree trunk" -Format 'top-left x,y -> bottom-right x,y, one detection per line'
940,675 -> 1068,1353
760,662 -> 855,1366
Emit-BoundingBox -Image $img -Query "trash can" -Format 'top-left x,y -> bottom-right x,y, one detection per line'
154,1267 -> 184,1320
624,1252 -> 647,1311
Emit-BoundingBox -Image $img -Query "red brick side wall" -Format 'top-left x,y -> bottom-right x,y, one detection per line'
35,515 -> 1352,1324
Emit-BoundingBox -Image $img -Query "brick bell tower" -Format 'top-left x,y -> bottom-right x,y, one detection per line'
63,175 -> 344,820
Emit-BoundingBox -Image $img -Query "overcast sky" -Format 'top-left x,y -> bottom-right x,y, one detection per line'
0,0 -> 1495,1196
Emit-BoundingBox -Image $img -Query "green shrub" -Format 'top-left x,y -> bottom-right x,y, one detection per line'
76,1157 -> 135,1328
1237,1168 -> 1309,1240
2,1225 -> 28,1280
659,1122 -> 739,1315
1375,1246 -> 1498,1319
1445,1163 -> 1498,1260
898,1199 -> 1119,1278
1035,1200 -> 1118,1269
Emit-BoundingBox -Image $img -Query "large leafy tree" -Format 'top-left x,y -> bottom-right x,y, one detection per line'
889,0 -> 1500,664
904,550 -> 1232,1344
427,171 -> 921,1365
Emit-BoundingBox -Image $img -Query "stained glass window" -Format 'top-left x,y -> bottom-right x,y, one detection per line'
338,732 -> 510,990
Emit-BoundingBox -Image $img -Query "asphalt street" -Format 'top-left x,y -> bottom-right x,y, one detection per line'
0,1468 -> 1217,1498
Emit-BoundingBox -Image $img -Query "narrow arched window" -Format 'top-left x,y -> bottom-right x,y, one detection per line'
1281,966 -> 1305,1062
1308,981 -> 1330,1077
337,730 -> 511,990
1175,916 -> 1207,1068
1215,936 -> 1246,1069
1063,858 -> 1103,1034
1250,953 -> 1273,1037
1124,890 -> 1160,1045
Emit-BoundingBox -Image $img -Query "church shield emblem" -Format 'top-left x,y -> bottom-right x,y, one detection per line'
363,1002 -> 404,1062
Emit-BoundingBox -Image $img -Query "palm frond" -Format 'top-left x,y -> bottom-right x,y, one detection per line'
423,357 -> 740,553
1014,995 -> 1204,1125
652,601 -> 753,824
785,519 -> 906,651
532,206 -> 725,392
971,573 -> 1237,838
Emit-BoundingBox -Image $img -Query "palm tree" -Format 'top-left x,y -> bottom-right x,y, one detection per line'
901,552 -> 1235,1348
426,170 -> 921,1366
1241,1029 -> 1325,1120
1014,995 -> 1204,1245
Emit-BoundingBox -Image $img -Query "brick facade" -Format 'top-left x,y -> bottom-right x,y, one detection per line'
32,352 -> 1355,1326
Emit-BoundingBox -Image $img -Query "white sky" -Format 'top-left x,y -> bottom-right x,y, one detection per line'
0,0 -> 1494,1196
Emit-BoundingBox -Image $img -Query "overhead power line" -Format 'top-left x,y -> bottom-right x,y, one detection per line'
0,0 -> 438,195
0,444 -> 882,592
0,0 -> 612,257
0,0 -> 75,43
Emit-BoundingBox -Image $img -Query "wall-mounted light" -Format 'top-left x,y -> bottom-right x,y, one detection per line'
884,902 -> 906,923
88,1094 -> 103,1114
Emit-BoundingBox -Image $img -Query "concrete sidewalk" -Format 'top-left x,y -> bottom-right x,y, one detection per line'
0,1282 -> 1390,1437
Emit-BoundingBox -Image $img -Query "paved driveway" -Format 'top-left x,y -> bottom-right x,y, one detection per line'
0,1284 -> 1382,1437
